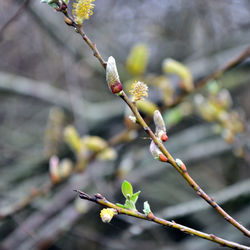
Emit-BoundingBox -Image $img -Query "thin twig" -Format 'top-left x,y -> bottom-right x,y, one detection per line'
0,183 -> 52,219
0,0 -> 31,40
75,190 -> 250,250
55,0 -> 250,237
196,46 -> 250,88
120,91 -> 250,237
0,122 -> 133,220
168,45 -> 250,108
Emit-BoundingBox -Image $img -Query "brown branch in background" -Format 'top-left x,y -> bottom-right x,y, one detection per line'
55,1 -> 250,237
196,46 -> 250,88
75,190 -> 250,250
0,0 -> 31,40
169,45 -> 250,108
120,91 -> 250,237
0,183 -> 52,219
0,123 -> 133,220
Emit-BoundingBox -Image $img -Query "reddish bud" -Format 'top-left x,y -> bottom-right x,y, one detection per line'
176,158 -> 187,172
61,3 -> 67,10
159,154 -> 168,162
110,81 -> 123,94
147,212 -> 155,220
106,57 -> 123,95
161,133 -> 168,142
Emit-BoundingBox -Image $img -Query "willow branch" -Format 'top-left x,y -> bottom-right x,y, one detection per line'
0,124 -> 133,220
196,46 -> 250,88
0,0 -> 31,40
75,190 -> 250,250
55,0 -> 250,237
58,4 -> 106,69
120,91 -> 250,237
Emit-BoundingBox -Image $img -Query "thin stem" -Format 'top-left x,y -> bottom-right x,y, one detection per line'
0,0 -> 30,40
120,91 -> 250,237
75,190 -> 250,250
62,9 -> 107,69
196,46 -> 250,88
56,0 -> 250,237
167,45 -> 250,108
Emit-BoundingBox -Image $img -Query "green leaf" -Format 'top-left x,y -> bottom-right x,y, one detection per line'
40,0 -> 57,8
130,191 -> 141,204
121,180 -> 133,198
116,203 -> 127,209
125,200 -> 136,210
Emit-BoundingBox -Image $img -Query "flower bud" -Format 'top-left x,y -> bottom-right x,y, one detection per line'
64,125 -> 81,153
82,136 -> 107,152
97,147 -> 117,161
162,58 -> 194,92
106,56 -> 123,94
128,115 -> 137,123
59,159 -> 73,179
153,110 -> 167,141
49,156 -> 60,183
150,141 -> 168,162
175,158 -> 187,172
100,208 -> 117,223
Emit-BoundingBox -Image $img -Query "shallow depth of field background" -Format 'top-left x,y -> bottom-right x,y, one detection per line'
0,1 -> 250,250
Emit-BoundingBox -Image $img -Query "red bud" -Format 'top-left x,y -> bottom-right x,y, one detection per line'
161,133 -> 168,142
110,81 -> 123,94
159,154 -> 168,162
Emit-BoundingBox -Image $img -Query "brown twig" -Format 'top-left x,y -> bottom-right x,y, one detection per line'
61,7 -> 106,69
0,0 -> 31,40
168,45 -> 250,108
75,190 -> 250,250
55,0 -> 250,237
196,46 -> 250,88
120,91 -> 250,237
0,182 -> 52,219
0,121 -> 133,221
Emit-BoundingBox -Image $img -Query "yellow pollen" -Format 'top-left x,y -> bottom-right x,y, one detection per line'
129,81 -> 148,102
100,208 -> 116,223
72,0 -> 95,25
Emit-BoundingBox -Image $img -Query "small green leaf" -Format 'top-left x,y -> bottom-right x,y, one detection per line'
143,201 -> 151,215
40,0 -> 57,8
125,200 -> 136,210
116,203 -> 127,209
130,191 -> 141,204
121,180 -> 133,198
48,2 -> 57,7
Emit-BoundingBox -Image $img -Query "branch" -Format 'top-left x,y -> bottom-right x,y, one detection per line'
75,190 -> 250,250
196,46 -> 250,88
125,178 -> 250,237
0,0 -> 30,40
54,0 -> 250,237
120,91 -> 250,237
0,183 -> 52,219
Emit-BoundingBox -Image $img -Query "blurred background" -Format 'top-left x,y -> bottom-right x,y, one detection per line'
0,0 -> 250,249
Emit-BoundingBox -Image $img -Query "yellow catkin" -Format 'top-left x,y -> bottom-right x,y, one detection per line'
72,0 -> 95,25
129,81 -> 148,102
100,208 -> 117,223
